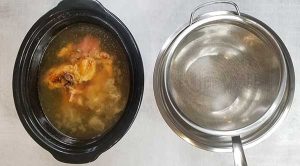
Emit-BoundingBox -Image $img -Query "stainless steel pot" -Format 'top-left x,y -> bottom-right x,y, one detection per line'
153,1 -> 294,166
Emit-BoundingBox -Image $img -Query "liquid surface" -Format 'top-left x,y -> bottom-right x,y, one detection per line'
38,23 -> 130,139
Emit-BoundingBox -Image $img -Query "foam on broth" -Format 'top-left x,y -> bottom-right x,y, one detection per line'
38,23 -> 130,139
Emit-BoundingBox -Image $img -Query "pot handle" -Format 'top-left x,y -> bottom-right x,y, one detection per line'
189,1 -> 240,25
232,136 -> 248,166
55,0 -> 107,13
51,151 -> 101,164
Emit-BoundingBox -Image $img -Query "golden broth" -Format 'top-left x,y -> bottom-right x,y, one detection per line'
38,23 -> 130,139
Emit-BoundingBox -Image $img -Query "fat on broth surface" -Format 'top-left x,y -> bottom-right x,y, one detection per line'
38,23 -> 130,139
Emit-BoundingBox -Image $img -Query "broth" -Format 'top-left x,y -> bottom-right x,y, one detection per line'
38,23 -> 130,139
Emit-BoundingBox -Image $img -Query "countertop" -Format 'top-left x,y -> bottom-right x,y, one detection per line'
0,0 -> 300,165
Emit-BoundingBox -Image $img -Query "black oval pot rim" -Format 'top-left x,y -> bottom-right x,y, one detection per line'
13,0 -> 144,164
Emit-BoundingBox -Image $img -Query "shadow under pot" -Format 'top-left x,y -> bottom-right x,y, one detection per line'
13,0 -> 144,164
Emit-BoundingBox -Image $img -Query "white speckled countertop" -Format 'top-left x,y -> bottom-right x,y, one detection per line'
0,0 -> 300,165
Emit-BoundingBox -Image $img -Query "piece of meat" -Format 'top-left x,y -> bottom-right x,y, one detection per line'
57,35 -> 101,62
57,43 -> 74,57
45,34 -> 121,114
75,35 -> 100,57
68,87 -> 83,104
75,57 -> 96,82
95,52 -> 113,77
45,56 -> 97,89
44,65 -> 80,89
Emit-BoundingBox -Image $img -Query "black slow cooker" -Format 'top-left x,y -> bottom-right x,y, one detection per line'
13,0 -> 144,163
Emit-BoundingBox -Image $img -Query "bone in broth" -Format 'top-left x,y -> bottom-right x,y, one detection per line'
38,23 -> 130,139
